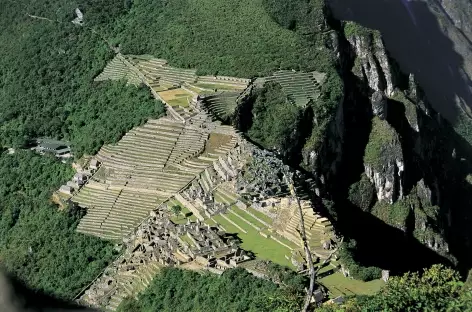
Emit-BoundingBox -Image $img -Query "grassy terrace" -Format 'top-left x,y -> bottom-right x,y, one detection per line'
184,84 -> 215,95
213,190 -> 237,205
212,214 -> 293,267
231,206 -> 267,229
246,207 -> 274,225
204,218 -> 217,226
158,88 -> 192,107
168,199 -> 198,223
194,83 -> 244,91
204,133 -> 233,154
167,97 -> 190,107
180,234 -> 195,247
269,232 -> 300,250
319,272 -> 385,298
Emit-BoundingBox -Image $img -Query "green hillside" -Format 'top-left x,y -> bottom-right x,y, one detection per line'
111,0 -> 327,77
0,151 -> 116,299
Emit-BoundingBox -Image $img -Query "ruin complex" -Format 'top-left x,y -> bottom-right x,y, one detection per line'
66,54 -> 336,311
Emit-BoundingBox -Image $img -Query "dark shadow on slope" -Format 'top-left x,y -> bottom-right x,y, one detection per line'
0,269 -> 97,311
328,0 -> 472,125
385,98 -> 422,195
335,198 -> 450,274
417,107 -> 472,275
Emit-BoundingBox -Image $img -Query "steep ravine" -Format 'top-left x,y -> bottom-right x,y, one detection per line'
233,2 -> 472,277
315,19 -> 472,277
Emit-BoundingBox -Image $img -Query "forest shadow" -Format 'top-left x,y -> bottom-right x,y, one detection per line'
327,0 -> 472,125
0,269 -> 97,312
316,59 -> 454,273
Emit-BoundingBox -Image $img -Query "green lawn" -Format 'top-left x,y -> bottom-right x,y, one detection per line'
168,199 -> 198,223
194,83 -> 244,91
246,207 -> 274,225
212,191 -> 234,205
167,96 -> 190,107
185,84 -> 216,95
213,189 -> 237,204
204,218 -> 217,226
212,214 -> 293,268
231,206 -> 267,229
270,232 -> 300,249
180,235 -> 195,247
319,272 -> 385,298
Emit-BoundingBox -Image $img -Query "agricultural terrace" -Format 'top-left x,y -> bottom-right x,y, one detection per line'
94,56 -> 142,86
266,70 -> 325,107
157,88 -> 193,108
72,113 -> 239,241
201,92 -> 242,120
209,188 -> 293,267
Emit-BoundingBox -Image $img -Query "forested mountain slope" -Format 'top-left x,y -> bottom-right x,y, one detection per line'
0,0 -> 164,156
2,0 -> 472,310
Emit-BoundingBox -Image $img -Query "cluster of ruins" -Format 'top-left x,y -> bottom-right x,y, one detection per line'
66,54 -> 339,311
81,209 -> 251,310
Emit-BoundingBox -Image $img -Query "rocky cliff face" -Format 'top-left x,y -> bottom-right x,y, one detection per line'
335,21 -> 458,261
347,27 -> 395,97
426,0 -> 472,42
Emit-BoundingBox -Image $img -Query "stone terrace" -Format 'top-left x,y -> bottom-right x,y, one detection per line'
266,70 -> 325,108
72,114 -> 239,240
201,91 -> 242,120
273,197 -> 335,259
129,57 -> 198,88
94,55 -> 142,86
81,209 -> 250,311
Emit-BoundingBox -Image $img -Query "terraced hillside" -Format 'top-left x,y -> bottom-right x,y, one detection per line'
128,56 -> 198,89
201,91 -> 242,120
267,70 -> 325,107
94,56 -> 142,86
72,113 -> 239,240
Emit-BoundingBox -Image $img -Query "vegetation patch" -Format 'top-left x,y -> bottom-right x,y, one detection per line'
391,90 -> 418,129
371,200 -> 411,230
318,265 -> 472,311
343,21 -> 375,39
364,117 -> 402,171
246,82 -> 302,151
212,214 -> 293,267
0,151 -> 116,299
348,174 -> 376,212
0,1 -> 165,156
111,0 -> 328,78
117,267 -> 304,312
319,271 -> 384,298
247,207 -> 274,225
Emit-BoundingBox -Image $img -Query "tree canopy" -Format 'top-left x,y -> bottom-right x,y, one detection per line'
117,267 -> 304,312
246,83 -> 302,151
320,265 -> 472,312
0,0 -> 164,156
0,151 -> 117,299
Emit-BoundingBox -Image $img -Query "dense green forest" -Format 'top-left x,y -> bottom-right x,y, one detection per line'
110,0 -> 330,77
246,83 -> 302,151
0,0 -> 164,156
118,265 -> 472,312
117,267 -> 305,312
0,0 -> 342,158
319,265 -> 472,311
0,151 -> 116,299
